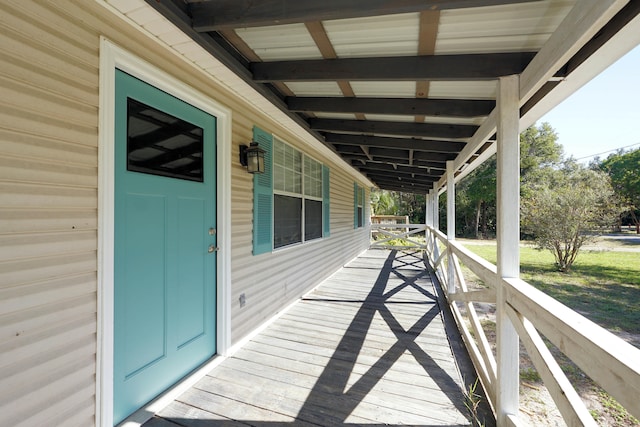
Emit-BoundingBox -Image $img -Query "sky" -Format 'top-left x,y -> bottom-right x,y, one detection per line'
539,44 -> 640,163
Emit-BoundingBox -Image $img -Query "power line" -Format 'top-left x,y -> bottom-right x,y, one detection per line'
574,141 -> 640,161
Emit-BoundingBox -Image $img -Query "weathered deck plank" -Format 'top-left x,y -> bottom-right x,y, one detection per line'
147,250 -> 474,426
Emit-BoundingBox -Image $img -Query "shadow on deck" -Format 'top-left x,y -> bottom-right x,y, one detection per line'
143,250 -> 494,427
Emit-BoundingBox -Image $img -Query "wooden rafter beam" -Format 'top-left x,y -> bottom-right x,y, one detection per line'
372,174 -> 436,184
412,150 -> 458,162
360,170 -> 439,184
340,147 -> 455,163
287,97 -> 494,117
362,147 -> 410,161
324,133 -> 465,153
190,0 -> 543,31
356,162 -> 442,176
346,157 -> 446,170
372,182 -> 435,193
304,21 -> 366,120
416,10 -> 440,122
372,180 -> 434,194
310,118 -> 477,139
251,53 -> 536,82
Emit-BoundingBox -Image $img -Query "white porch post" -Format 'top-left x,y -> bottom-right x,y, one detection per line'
496,74 -> 520,424
432,183 -> 439,231
426,190 -> 433,228
446,160 -> 456,294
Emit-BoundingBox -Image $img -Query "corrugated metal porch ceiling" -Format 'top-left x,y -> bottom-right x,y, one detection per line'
145,0 -> 637,194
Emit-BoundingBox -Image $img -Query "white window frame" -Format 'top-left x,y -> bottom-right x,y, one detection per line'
272,137 -> 324,249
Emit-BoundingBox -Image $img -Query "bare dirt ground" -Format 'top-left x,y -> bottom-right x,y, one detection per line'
471,304 -> 639,427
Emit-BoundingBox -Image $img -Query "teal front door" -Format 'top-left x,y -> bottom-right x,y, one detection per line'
114,70 -> 217,425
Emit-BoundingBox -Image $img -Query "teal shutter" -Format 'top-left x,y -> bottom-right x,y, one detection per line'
322,165 -> 330,237
252,126 -> 273,255
361,187 -> 366,226
353,182 -> 358,229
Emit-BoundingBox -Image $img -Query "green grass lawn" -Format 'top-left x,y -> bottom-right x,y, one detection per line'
463,244 -> 640,335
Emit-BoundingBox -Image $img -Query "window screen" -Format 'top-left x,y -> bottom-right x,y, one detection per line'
274,195 -> 302,248
305,199 -> 323,241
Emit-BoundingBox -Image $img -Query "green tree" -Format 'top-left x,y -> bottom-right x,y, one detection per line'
453,122 -> 563,238
519,122 -> 563,179
396,192 -> 426,224
521,163 -> 619,272
599,148 -> 640,233
370,190 -> 425,223
370,189 -> 397,215
456,158 -> 496,238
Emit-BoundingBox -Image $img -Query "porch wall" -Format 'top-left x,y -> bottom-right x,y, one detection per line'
0,1 -> 370,425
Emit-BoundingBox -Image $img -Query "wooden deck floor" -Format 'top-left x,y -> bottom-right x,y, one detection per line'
144,250 -> 476,427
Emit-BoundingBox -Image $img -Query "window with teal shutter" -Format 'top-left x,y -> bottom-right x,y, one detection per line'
252,126 -> 273,255
353,182 -> 364,228
354,183 -> 364,228
252,126 -> 331,254
322,165 -> 330,237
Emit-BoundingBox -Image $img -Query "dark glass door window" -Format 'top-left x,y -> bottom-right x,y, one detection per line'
127,98 -> 204,182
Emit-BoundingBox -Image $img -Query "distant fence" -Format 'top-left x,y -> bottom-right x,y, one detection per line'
371,215 -> 409,225
370,222 -> 427,250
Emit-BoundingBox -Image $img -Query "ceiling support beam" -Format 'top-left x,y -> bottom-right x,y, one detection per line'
416,10 -> 440,122
360,171 -> 438,184
324,133 -> 465,153
348,157 -> 446,170
191,0 -> 544,31
305,21 -> 367,120
356,162 -> 441,177
251,53 -> 537,82
310,119 -> 477,139
374,182 -> 434,194
287,97 -> 494,117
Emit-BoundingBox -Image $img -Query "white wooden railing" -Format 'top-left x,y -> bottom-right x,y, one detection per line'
370,223 -> 428,250
421,225 -> 640,425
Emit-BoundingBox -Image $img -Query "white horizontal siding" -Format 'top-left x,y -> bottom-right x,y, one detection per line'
1,2 -> 373,426
0,1 -> 101,424
228,113 -> 370,343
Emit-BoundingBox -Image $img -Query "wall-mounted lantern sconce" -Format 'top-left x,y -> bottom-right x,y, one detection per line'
239,141 -> 266,174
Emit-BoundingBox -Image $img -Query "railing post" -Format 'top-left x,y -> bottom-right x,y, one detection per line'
496,74 -> 520,425
446,160 -> 456,294
426,190 -> 433,228
432,183 -> 439,231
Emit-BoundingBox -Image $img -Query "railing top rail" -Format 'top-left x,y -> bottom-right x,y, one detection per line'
423,223 -> 640,423
371,223 -> 426,229
504,277 -> 640,411
426,225 -> 447,243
